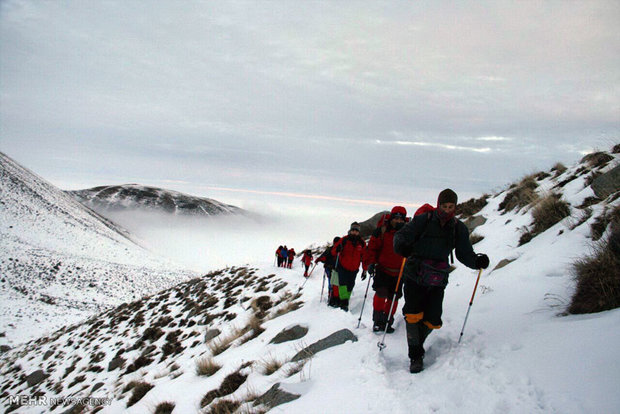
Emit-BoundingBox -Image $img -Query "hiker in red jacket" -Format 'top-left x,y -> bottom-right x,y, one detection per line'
301,250 -> 313,277
330,222 -> 367,311
316,237 -> 341,305
363,206 -> 408,333
287,248 -> 296,269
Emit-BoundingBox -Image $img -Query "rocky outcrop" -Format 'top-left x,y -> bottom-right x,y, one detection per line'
291,329 -> 358,362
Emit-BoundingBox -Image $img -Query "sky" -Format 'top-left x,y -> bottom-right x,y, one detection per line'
1,0 -> 619,221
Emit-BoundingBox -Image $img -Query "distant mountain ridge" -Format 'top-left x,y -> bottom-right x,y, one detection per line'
68,184 -> 244,216
0,152 -> 196,346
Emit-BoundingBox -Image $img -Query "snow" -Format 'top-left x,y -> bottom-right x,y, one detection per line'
1,150 -> 619,413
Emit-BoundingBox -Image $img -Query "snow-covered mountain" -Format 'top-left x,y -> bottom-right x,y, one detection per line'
68,184 -> 244,216
1,147 -> 619,413
0,152 -> 197,346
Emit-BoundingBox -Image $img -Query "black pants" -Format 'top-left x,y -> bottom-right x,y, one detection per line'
402,279 -> 445,329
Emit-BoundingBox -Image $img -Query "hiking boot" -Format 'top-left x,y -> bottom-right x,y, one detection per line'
372,322 -> 385,332
409,358 -> 424,374
385,324 -> 395,334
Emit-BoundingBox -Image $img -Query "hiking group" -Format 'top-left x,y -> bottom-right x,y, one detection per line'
275,245 -> 315,277
313,188 -> 490,374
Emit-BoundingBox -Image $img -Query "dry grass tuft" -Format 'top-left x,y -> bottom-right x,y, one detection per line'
154,401 -> 175,414
127,381 -> 154,407
519,193 -> 571,245
259,354 -> 284,375
551,162 -> 567,177
456,195 -> 489,219
272,301 -> 304,318
206,399 -> 241,414
499,175 -> 540,212
196,356 -> 222,377
569,225 -> 620,314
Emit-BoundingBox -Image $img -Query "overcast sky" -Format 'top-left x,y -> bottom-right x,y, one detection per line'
1,1 -> 618,220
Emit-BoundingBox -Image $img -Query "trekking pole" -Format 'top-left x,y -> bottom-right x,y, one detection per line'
458,268 -> 483,344
356,270 -> 373,329
320,269 -> 326,303
378,258 -> 407,351
307,262 -> 317,277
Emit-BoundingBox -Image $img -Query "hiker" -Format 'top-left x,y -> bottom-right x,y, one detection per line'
316,237 -> 341,305
330,222 -> 368,311
287,247 -> 296,269
363,206 -> 408,333
276,246 -> 284,267
280,246 -> 289,268
301,250 -> 313,277
394,189 -> 489,374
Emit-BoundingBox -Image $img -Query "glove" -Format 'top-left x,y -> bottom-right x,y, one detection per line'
335,244 -> 343,253
361,270 -> 367,281
368,264 -> 376,277
475,253 -> 489,269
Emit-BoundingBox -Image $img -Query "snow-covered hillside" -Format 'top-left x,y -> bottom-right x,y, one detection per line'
68,184 -> 244,217
0,152 -> 197,346
1,148 -> 619,413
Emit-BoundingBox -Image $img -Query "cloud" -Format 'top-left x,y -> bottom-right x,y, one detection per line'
375,139 -> 492,153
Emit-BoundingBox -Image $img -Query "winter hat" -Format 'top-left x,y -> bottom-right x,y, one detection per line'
390,206 -> 407,220
349,222 -> 361,232
437,188 -> 458,206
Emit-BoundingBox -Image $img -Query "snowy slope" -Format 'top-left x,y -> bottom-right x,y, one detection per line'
0,152 -> 197,346
68,184 -> 244,216
1,149 -> 619,413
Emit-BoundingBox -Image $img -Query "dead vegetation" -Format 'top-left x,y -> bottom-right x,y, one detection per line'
127,381 -> 154,407
499,175 -> 539,212
569,225 -> 620,314
195,356 -> 222,377
457,194 -> 489,219
519,193 -> 571,245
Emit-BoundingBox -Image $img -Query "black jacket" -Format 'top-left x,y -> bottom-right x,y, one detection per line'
393,211 -> 477,279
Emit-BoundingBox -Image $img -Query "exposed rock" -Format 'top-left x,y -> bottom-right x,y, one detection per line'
291,329 -> 358,362
107,356 -> 126,371
359,211 -> 389,238
92,382 -> 104,392
270,325 -> 309,344
204,328 -> 221,342
254,383 -> 301,409
463,215 -> 487,233
0,345 -> 12,354
591,165 -> 620,199
26,370 -> 49,387
493,258 -> 517,272
43,350 -> 54,360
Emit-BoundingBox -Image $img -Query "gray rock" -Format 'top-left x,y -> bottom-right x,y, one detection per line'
26,370 -> 49,387
92,382 -> 104,392
270,325 -> 309,344
43,350 -> 54,360
493,258 -> 517,272
591,165 -> 620,199
254,383 -> 300,409
291,329 -> 358,362
0,345 -> 11,354
464,215 -> 487,233
204,328 -> 221,342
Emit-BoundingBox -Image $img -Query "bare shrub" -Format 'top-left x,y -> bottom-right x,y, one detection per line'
154,401 -> 175,414
207,327 -> 245,356
196,356 -> 222,377
569,225 -> 620,314
499,175 -> 539,212
127,381 -> 154,407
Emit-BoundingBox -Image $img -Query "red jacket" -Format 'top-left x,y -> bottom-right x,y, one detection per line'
363,228 -> 404,277
301,252 -> 312,266
288,249 -> 296,260
331,235 -> 367,272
